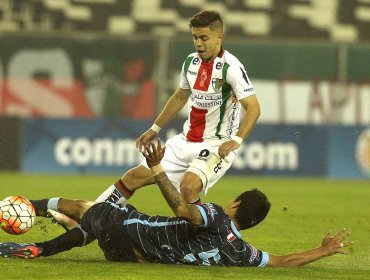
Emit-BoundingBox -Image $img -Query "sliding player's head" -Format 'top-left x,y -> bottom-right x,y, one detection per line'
233,189 -> 271,230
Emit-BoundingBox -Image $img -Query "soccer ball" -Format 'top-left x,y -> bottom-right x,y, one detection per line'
0,195 -> 36,235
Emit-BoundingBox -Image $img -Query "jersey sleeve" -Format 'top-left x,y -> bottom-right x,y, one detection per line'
259,252 -> 269,267
226,62 -> 255,101
195,203 -> 224,229
242,243 -> 270,267
178,59 -> 191,89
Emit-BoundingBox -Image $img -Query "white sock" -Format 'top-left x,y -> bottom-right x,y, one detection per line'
117,196 -> 128,206
47,197 -> 61,211
95,185 -> 124,203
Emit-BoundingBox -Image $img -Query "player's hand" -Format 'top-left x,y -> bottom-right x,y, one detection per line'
142,139 -> 166,168
320,228 -> 353,256
136,129 -> 157,152
218,140 -> 240,158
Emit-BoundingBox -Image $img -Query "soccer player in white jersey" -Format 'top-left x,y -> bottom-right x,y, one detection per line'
96,10 -> 260,205
30,10 -> 261,219
129,10 -> 260,205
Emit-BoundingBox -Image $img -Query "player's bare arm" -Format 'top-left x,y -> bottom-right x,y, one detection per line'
218,94 -> 260,158
267,228 -> 353,267
153,87 -> 190,128
136,87 -> 190,152
142,140 -> 203,225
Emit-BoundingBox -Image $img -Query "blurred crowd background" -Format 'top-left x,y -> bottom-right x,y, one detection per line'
0,0 -> 369,178
1,0 -> 369,40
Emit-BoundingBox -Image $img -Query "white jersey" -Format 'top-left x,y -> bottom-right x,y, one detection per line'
179,49 -> 255,142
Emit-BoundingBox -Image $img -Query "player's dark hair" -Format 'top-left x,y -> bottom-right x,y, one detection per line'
189,10 -> 223,32
234,189 -> 271,230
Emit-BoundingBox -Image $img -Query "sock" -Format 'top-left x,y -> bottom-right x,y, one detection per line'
96,185 -> 123,203
29,199 -> 49,217
190,197 -> 202,205
114,179 -> 134,200
35,227 -> 85,257
47,198 -> 61,211
96,180 -> 134,204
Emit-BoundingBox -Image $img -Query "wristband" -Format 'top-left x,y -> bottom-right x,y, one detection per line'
150,123 -> 161,133
232,135 -> 243,145
151,164 -> 165,176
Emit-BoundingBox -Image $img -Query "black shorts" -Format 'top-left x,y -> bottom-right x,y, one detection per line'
80,202 -> 138,262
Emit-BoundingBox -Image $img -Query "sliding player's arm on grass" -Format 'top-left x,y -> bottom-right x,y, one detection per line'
142,140 -> 203,225
267,228 -> 353,267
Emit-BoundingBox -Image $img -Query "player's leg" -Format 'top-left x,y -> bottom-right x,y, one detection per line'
29,198 -> 78,230
0,203 -> 105,259
180,172 -> 203,204
0,226 -> 86,259
186,143 -> 237,202
148,134 -> 201,203
30,165 -> 154,228
56,199 -> 95,221
95,165 -> 155,204
94,135 -> 191,204
34,226 -> 87,257
31,197 -> 93,220
0,201 -> 98,259
35,202 -> 122,258
29,197 -> 94,231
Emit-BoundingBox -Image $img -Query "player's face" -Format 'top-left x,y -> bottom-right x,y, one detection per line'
192,27 -> 223,62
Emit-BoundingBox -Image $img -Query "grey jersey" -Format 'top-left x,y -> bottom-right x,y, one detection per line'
122,203 -> 269,266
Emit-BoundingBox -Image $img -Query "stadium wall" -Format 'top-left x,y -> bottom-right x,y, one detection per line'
0,117 -> 364,179
0,116 -> 21,171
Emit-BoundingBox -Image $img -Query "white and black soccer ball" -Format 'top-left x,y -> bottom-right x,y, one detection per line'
0,195 -> 36,235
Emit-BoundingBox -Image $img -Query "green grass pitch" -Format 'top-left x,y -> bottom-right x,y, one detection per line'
0,173 -> 369,279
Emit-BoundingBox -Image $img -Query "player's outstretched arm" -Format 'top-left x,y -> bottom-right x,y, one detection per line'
136,87 -> 189,152
142,140 -> 203,225
267,229 -> 353,268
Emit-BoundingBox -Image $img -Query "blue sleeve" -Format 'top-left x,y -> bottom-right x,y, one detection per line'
258,252 -> 269,267
196,203 -> 223,229
242,244 -> 270,267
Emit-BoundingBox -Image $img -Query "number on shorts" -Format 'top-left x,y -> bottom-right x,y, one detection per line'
199,149 -> 210,157
214,159 -> 223,174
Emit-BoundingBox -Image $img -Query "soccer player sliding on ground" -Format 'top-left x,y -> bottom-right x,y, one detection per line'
0,140 -> 353,267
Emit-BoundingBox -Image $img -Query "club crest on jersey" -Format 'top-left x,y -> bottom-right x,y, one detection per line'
212,78 -> 223,92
